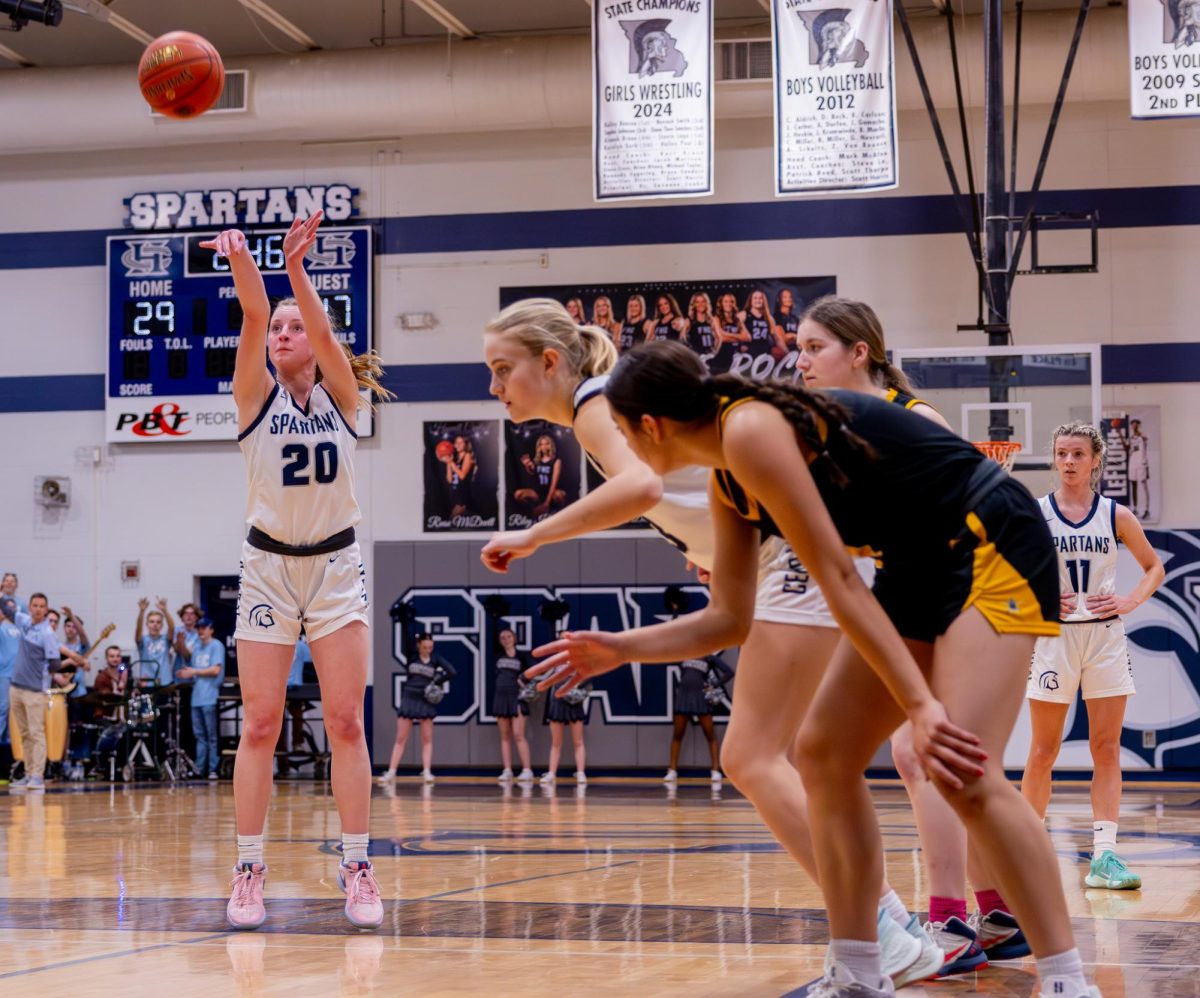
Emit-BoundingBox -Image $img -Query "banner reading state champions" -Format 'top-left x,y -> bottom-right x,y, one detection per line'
593,0 -> 713,200
772,0 -> 898,195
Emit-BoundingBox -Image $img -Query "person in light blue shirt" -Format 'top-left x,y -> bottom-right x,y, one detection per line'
2,592 -> 62,790
172,602 -> 202,760
1,573 -> 26,616
134,597 -> 176,687
0,613 -> 20,751
287,634 -> 312,689
179,618 -> 225,779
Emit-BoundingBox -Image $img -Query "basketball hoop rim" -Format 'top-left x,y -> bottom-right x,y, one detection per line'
972,440 -> 1023,473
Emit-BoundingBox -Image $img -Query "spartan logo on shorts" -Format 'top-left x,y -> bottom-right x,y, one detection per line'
1039,671 -> 1060,692
249,603 -> 276,629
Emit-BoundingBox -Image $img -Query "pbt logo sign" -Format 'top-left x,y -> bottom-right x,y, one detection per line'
390,585 -> 710,724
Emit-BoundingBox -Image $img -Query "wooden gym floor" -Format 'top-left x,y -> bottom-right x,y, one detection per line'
1,778 -> 1198,996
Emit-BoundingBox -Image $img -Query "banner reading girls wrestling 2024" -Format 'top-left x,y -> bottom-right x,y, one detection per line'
1128,0 -> 1200,118
772,0 -> 898,195
593,0 -> 713,200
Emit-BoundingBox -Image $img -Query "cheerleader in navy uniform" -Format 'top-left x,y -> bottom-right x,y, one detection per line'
533,340 -> 1099,998
542,674 -> 589,785
685,292 -> 718,359
663,653 -> 733,784
379,634 -> 457,784
739,289 -> 787,359
492,627 -> 534,783
618,295 -> 647,353
645,294 -> 687,343
203,214 -> 393,932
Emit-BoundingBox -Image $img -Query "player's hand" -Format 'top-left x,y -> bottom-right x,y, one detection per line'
198,229 -> 246,258
908,699 -> 986,790
138,597 -> 149,611
1059,592 -> 1079,617
528,631 -> 627,694
283,211 -> 322,264
1085,593 -> 1138,616
480,529 -> 538,574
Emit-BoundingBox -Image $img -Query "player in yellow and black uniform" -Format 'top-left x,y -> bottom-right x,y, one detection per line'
530,341 -> 1096,998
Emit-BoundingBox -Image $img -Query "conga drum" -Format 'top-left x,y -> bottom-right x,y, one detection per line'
8,692 -> 68,762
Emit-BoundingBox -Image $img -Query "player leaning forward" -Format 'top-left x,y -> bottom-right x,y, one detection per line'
206,213 -> 392,930
533,342 -> 1100,998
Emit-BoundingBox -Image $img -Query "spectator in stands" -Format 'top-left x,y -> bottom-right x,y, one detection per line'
173,602 -> 202,757
1,573 -> 26,614
135,597 -> 176,686
178,617 -> 225,780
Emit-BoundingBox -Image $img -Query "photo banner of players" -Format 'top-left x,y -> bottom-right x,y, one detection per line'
772,0 -> 898,195
500,275 -> 836,382
1128,0 -> 1200,118
1096,407 -> 1161,525
423,421 -> 500,533
503,420 -> 583,531
592,0 -> 713,200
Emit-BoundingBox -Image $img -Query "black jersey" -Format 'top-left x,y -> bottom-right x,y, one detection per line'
688,319 -> 716,354
619,321 -> 640,351
884,387 -> 931,411
651,319 -> 676,342
775,310 -> 799,340
535,458 -> 555,489
712,390 -> 1001,564
744,312 -> 774,356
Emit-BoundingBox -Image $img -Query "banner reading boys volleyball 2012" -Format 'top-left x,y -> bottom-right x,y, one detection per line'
593,0 -> 713,200
772,0 -> 898,195
1128,0 -> 1200,118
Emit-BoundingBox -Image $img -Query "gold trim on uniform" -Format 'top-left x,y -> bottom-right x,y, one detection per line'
961,511 -> 1062,637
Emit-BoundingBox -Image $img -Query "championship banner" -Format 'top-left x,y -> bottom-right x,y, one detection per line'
1128,0 -> 1200,118
500,275 -> 836,383
423,421 -> 500,533
772,0 -> 898,195
592,0 -> 713,201
503,420 -> 583,531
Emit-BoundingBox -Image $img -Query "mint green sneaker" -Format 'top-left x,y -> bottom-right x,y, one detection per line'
1085,850 -> 1142,890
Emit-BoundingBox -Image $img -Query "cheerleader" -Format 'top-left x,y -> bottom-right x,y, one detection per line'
492,627 -> 534,783
532,341 -> 1098,998
203,214 -> 391,931
542,675 -> 589,785
379,633 -> 457,784
480,299 -> 940,989
1021,422 -> 1163,891
663,653 -> 733,784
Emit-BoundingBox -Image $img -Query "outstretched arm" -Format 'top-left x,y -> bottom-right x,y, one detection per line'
282,212 -> 360,416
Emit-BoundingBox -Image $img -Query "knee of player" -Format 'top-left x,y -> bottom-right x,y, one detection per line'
792,723 -> 849,787
1026,736 -> 1061,768
242,709 -> 284,745
324,708 -> 364,743
1088,731 -> 1123,766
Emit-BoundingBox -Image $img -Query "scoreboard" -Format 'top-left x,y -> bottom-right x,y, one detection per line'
106,225 -> 372,442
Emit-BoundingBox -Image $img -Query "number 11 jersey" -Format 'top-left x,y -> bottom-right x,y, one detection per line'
1040,492 -> 1117,621
238,382 -> 360,546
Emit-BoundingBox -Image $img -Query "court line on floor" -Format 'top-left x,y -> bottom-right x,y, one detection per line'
0,931 -> 230,981
411,858 -> 641,901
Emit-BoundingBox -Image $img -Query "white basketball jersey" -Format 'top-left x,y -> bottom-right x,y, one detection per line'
239,382 -> 360,546
1039,492 -> 1118,621
574,376 -> 715,571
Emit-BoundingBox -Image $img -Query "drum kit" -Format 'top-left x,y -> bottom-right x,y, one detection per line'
69,682 -> 197,782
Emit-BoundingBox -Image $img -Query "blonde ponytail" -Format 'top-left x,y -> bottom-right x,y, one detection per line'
485,298 -> 619,379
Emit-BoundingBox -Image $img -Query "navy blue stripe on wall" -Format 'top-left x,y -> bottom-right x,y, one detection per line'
3,184 -> 1200,270
2,345 -> 1200,413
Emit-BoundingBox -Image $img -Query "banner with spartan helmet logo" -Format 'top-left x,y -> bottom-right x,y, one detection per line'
1128,0 -> 1200,118
772,0 -> 898,195
592,0 -> 713,201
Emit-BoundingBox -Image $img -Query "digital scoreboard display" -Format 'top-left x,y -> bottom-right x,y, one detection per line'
106,226 -> 372,442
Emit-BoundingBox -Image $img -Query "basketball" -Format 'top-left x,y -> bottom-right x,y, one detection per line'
436,440 -> 454,460
1111,417 -> 1123,429
138,32 -> 225,119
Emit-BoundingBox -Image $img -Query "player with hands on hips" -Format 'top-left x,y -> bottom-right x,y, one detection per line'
1021,422 -> 1164,893
202,212 -> 392,933
530,341 -> 1100,998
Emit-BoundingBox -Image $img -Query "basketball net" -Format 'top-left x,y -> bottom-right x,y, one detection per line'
973,441 -> 1022,474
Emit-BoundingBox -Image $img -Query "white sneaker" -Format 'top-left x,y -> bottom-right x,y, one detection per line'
574,771 -> 587,785
710,769 -> 722,783
896,915 -> 944,986
497,769 -> 513,782
1039,980 -> 1101,998
876,908 -> 925,985
662,769 -> 678,783
421,770 -> 435,784
809,960 -> 896,997
374,770 -> 396,784
516,768 -> 534,783
539,772 -> 555,785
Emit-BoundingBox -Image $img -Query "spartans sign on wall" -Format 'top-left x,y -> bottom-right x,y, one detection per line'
772,0 -> 898,194
1128,0 -> 1200,118
592,0 -> 714,200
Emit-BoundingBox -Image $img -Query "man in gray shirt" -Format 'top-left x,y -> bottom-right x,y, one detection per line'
2,592 -> 61,792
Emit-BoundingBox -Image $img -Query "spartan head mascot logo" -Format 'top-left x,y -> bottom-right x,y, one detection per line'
797,8 -> 870,69
621,18 -> 688,78
249,603 -> 276,629
1165,0 -> 1200,47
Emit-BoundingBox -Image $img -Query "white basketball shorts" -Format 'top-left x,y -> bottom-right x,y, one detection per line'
753,536 -> 838,628
235,540 -> 369,646
1027,617 -> 1135,703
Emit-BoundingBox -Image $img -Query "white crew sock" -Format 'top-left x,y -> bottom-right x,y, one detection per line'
879,889 -> 910,927
342,832 -> 370,865
1036,948 -> 1089,994
237,834 -> 264,867
829,938 -> 882,982
1093,820 -> 1118,855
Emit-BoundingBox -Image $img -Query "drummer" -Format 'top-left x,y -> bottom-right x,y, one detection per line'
93,647 -> 129,719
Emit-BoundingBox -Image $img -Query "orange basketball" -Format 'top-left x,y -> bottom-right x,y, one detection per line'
138,31 -> 224,119
436,440 -> 454,460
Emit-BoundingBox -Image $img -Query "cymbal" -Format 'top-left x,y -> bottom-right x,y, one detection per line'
150,683 -> 186,698
77,692 -> 127,707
